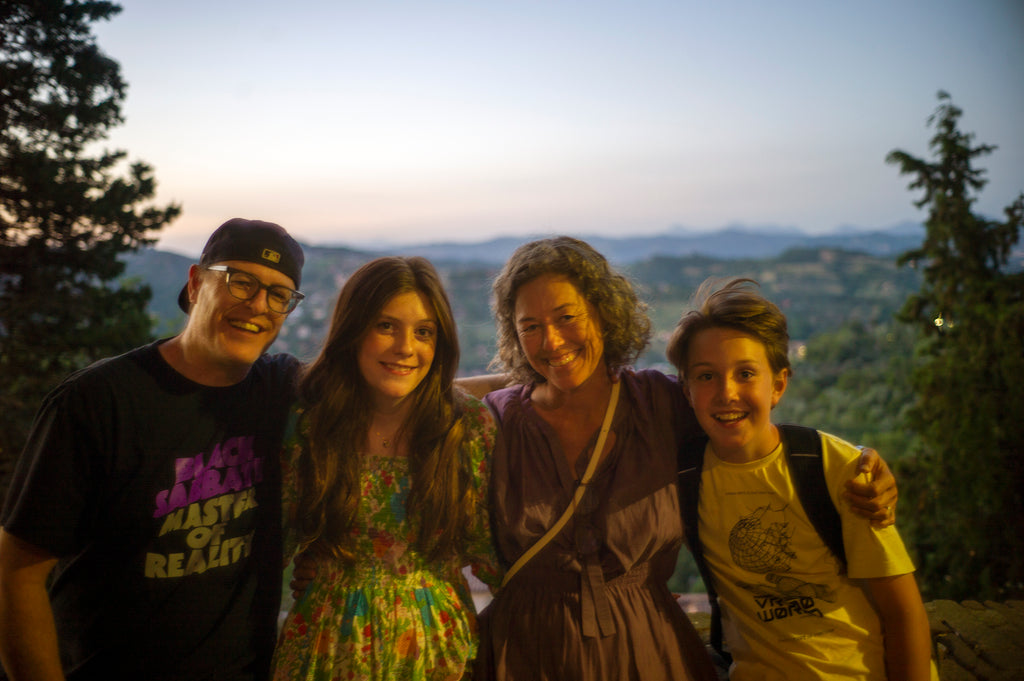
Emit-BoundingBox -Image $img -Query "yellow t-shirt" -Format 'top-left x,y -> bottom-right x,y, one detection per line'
698,430 -> 935,680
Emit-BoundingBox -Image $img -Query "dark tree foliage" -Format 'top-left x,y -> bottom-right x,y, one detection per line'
773,320 -> 918,458
0,1 -> 180,496
887,92 -> 1024,600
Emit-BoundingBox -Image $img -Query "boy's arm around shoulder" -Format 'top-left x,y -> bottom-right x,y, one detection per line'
0,528 -> 64,681
867,572 -> 936,681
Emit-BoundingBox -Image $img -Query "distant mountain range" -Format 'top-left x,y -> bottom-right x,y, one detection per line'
333,222 -> 927,265
122,222 -> 931,362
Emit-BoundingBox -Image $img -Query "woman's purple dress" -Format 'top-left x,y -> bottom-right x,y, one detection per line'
477,370 -> 718,681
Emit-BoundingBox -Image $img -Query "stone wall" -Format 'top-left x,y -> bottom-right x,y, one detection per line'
927,600 -> 1024,681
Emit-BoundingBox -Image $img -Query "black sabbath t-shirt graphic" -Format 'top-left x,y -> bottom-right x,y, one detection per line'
147,434 -> 264,578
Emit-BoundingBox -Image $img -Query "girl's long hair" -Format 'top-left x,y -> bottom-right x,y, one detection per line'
292,256 -> 471,563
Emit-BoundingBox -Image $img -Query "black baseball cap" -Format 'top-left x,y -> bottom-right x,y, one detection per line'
177,218 -> 305,313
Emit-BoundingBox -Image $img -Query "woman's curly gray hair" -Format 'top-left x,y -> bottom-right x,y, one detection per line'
489,236 -> 651,384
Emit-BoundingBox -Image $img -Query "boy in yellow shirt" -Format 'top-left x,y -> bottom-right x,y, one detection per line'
667,277 -> 937,681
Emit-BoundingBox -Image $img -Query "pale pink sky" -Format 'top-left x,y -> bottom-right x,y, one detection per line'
95,0 -> 1024,256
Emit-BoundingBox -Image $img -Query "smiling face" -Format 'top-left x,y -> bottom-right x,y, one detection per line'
681,326 -> 789,463
357,290 -> 438,412
514,273 -> 606,396
181,259 -> 292,381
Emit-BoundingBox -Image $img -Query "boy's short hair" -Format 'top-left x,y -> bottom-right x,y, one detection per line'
667,277 -> 791,375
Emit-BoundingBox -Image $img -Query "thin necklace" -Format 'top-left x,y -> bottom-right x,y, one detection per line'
372,409 -> 405,451
376,429 -> 399,449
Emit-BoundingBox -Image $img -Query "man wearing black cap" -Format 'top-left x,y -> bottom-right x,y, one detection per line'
0,219 -> 305,680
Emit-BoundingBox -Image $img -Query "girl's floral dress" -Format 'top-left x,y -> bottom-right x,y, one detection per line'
272,393 -> 503,681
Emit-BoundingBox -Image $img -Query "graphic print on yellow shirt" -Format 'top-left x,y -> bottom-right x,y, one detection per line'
728,503 -> 838,618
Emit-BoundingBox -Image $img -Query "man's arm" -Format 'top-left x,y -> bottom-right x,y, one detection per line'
288,551 -> 317,601
868,572 -> 934,681
0,528 -> 64,681
845,448 -> 898,528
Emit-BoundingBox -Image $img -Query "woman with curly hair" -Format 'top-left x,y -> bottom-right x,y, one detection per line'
272,256 -> 501,681
475,236 -> 718,680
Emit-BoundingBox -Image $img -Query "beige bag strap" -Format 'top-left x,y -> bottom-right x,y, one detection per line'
500,381 -> 621,589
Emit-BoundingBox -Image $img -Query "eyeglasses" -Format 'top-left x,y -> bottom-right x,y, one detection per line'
206,265 -> 305,314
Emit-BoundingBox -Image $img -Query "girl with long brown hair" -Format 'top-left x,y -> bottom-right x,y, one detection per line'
272,256 -> 501,681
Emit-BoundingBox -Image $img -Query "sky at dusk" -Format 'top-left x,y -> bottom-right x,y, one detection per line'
92,0 -> 1024,256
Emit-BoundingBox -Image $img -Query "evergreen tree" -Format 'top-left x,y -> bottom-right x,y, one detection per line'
887,92 -> 1024,600
0,1 -> 180,500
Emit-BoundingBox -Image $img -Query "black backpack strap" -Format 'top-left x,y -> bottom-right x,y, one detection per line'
678,433 -> 731,663
779,424 -> 847,569
677,433 -> 706,555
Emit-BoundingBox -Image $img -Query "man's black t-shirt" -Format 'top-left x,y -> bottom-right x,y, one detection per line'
2,341 -> 299,680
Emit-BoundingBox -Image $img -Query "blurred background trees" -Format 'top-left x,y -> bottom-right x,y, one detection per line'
886,92 -> 1024,600
0,0 -> 179,497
